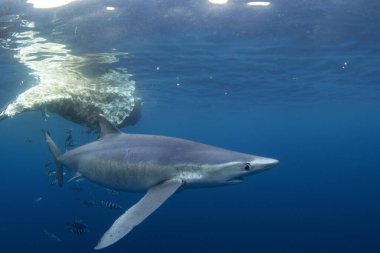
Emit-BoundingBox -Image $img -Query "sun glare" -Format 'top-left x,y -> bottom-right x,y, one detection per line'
26,0 -> 77,9
106,6 -> 116,11
247,2 -> 271,6
208,0 -> 229,5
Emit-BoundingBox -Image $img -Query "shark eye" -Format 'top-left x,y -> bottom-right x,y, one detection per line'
244,163 -> 251,171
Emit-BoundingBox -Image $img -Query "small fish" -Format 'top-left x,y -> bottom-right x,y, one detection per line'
65,134 -> 75,149
41,108 -> 50,121
68,220 -> 88,235
50,179 -> 58,186
43,229 -> 62,242
105,188 -> 119,195
47,169 -> 56,176
100,200 -> 122,210
25,138 -> 33,143
66,128 -> 73,134
83,200 -> 96,207
33,197 -> 43,204
48,170 -> 67,178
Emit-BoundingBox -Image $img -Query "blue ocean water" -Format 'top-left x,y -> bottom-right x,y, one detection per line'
1,0 -> 380,252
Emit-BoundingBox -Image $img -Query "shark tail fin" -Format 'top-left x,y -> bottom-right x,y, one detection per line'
43,130 -> 63,187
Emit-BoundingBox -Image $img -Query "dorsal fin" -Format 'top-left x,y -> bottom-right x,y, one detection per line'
97,115 -> 121,138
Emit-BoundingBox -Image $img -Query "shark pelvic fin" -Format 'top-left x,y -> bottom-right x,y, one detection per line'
96,115 -> 121,138
94,179 -> 183,250
68,172 -> 83,182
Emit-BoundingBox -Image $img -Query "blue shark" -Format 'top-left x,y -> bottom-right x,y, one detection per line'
44,116 -> 278,249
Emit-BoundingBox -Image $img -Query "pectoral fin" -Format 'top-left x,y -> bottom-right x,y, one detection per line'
94,179 -> 183,250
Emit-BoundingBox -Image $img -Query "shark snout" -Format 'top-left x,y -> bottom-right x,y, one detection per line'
252,156 -> 279,172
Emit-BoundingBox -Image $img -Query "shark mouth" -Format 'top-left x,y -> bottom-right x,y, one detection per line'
227,177 -> 244,184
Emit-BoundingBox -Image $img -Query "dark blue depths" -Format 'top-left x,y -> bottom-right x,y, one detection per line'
0,0 -> 380,253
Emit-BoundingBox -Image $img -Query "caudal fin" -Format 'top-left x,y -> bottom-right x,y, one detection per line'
43,130 -> 63,187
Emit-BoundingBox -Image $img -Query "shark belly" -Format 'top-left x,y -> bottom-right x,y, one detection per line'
61,151 -> 177,192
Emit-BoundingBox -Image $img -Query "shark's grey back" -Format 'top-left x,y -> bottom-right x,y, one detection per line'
93,133 -> 255,166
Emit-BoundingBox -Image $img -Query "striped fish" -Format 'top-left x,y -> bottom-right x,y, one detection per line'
100,200 -> 122,210
68,220 -> 88,235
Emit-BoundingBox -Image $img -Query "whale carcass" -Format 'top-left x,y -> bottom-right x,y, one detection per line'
0,29 -> 139,127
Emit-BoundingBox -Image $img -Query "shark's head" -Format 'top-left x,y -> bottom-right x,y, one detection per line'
202,155 -> 278,186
